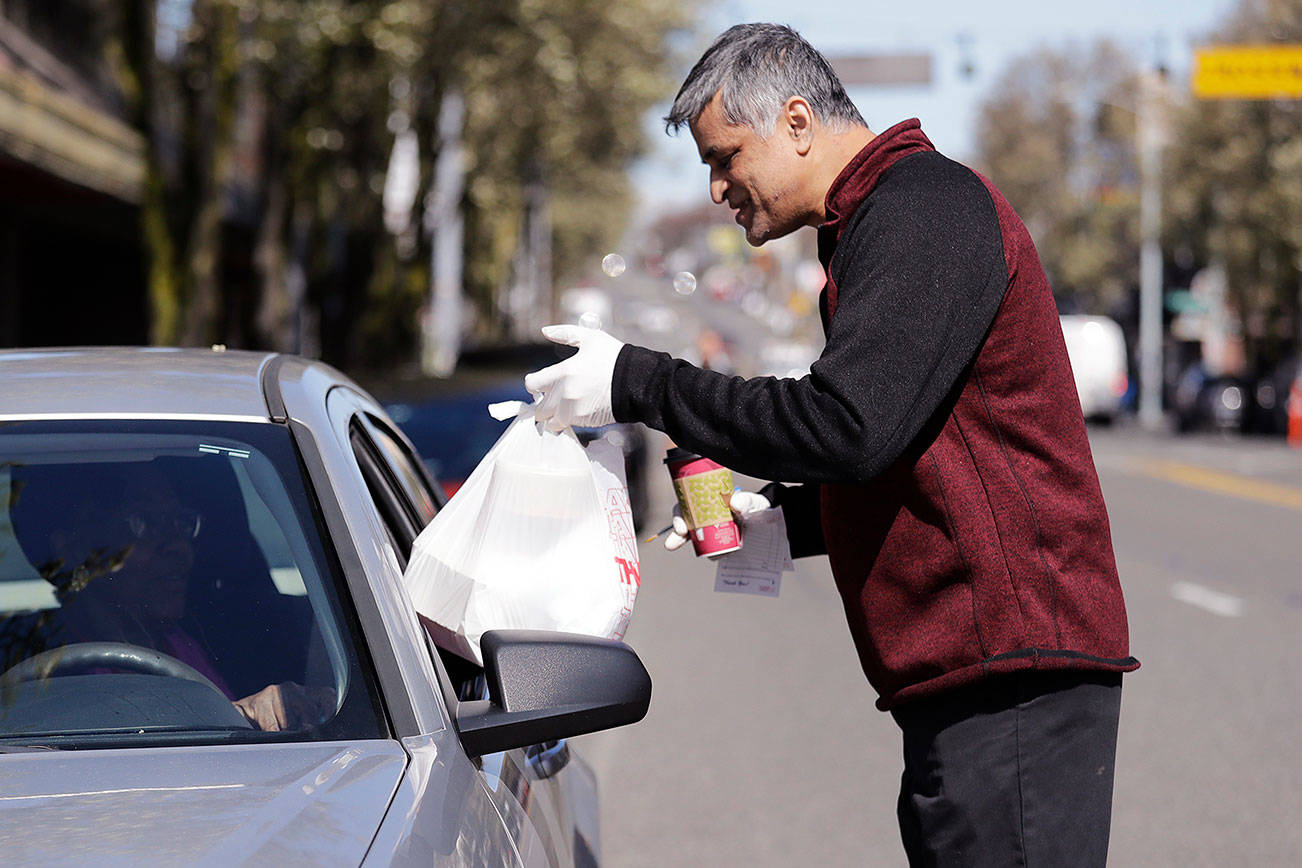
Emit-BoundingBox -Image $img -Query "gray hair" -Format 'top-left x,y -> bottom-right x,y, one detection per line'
665,23 -> 866,138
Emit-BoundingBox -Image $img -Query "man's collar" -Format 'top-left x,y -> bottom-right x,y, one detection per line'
821,119 -> 934,235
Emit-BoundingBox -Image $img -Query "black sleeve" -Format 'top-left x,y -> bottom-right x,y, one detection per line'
612,151 -> 1009,485
758,482 -> 826,558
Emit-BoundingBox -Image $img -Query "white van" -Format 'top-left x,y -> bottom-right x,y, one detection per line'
1059,315 -> 1129,422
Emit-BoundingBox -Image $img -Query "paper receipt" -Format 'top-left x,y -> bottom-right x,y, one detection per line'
714,506 -> 793,597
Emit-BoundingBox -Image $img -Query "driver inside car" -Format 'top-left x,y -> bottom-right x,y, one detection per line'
9,461 -> 334,732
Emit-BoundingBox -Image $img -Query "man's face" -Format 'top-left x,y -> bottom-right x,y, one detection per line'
690,93 -> 810,246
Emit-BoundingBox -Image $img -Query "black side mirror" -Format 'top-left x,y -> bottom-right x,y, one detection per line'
455,630 -> 652,757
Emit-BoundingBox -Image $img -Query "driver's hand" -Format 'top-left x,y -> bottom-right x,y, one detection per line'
234,682 -> 336,732
664,490 -> 772,552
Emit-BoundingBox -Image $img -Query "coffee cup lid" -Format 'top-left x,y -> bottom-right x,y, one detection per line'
663,446 -> 699,465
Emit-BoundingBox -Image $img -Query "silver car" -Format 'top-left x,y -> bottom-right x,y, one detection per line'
0,347 -> 650,866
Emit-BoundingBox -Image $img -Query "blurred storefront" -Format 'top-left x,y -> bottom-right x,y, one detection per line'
0,4 -> 148,346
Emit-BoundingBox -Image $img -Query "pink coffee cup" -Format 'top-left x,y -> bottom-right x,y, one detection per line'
664,447 -> 741,558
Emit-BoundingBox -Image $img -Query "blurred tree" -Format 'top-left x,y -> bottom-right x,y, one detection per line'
242,0 -> 433,362
101,0 -> 689,366
1164,0 -> 1302,367
975,0 -> 1302,375
973,42 -> 1142,314
179,0 -> 240,346
107,0 -> 241,347
449,0 -> 691,342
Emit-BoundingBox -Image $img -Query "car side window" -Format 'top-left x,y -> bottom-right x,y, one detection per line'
359,416 -> 441,524
349,424 -> 421,566
347,418 -> 487,699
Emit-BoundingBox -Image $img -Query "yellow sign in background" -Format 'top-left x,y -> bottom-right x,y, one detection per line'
1193,45 -> 1302,99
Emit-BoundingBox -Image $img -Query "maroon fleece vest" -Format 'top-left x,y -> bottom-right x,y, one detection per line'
818,121 -> 1138,709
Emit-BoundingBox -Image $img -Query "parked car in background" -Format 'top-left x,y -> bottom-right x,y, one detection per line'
0,347 -> 650,866
1060,315 -> 1129,423
1172,361 -> 1253,434
1247,355 -> 1301,436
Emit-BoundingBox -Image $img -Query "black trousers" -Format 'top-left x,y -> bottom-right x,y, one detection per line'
890,670 -> 1123,867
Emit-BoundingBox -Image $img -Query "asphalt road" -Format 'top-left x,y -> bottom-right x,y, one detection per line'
576,424 -> 1302,866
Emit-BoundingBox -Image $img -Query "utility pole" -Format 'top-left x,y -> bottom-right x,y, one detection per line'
1137,68 -> 1170,431
423,89 -> 466,377
505,165 -> 551,342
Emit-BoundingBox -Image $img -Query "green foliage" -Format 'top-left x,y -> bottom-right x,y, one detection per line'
975,0 -> 1302,368
102,0 -> 689,365
973,41 -> 1142,313
450,0 -> 692,339
1164,0 -> 1302,358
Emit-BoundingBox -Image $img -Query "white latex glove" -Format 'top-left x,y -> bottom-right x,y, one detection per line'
665,490 -> 772,552
524,325 -> 624,431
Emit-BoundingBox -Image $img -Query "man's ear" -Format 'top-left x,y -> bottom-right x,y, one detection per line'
784,97 -> 814,156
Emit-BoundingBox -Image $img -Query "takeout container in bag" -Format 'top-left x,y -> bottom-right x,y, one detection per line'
403,402 -> 640,664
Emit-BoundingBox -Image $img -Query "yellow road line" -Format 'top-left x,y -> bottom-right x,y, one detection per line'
1134,460 -> 1302,511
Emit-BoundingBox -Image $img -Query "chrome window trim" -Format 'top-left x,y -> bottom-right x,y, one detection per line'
0,413 -> 273,423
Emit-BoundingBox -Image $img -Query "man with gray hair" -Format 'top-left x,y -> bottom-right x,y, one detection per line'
526,23 -> 1137,864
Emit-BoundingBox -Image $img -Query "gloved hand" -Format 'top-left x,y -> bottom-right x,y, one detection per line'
524,325 -> 624,431
665,490 -> 772,552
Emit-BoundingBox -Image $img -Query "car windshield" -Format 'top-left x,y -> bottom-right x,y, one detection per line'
0,420 -> 385,748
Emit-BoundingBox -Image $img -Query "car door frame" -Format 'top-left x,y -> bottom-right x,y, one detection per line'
329,387 -> 579,867
263,365 -> 527,863
273,363 -> 447,737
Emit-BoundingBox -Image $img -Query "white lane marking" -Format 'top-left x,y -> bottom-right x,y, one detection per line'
1171,581 -> 1244,618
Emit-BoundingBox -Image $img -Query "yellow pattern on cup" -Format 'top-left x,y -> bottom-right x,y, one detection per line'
679,468 -> 733,527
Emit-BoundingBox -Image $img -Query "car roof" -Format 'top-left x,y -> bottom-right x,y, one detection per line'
0,346 -> 287,420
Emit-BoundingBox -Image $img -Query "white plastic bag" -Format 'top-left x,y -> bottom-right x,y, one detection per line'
403,402 -> 640,664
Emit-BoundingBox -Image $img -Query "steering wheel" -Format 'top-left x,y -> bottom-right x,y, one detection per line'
0,642 -> 227,697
